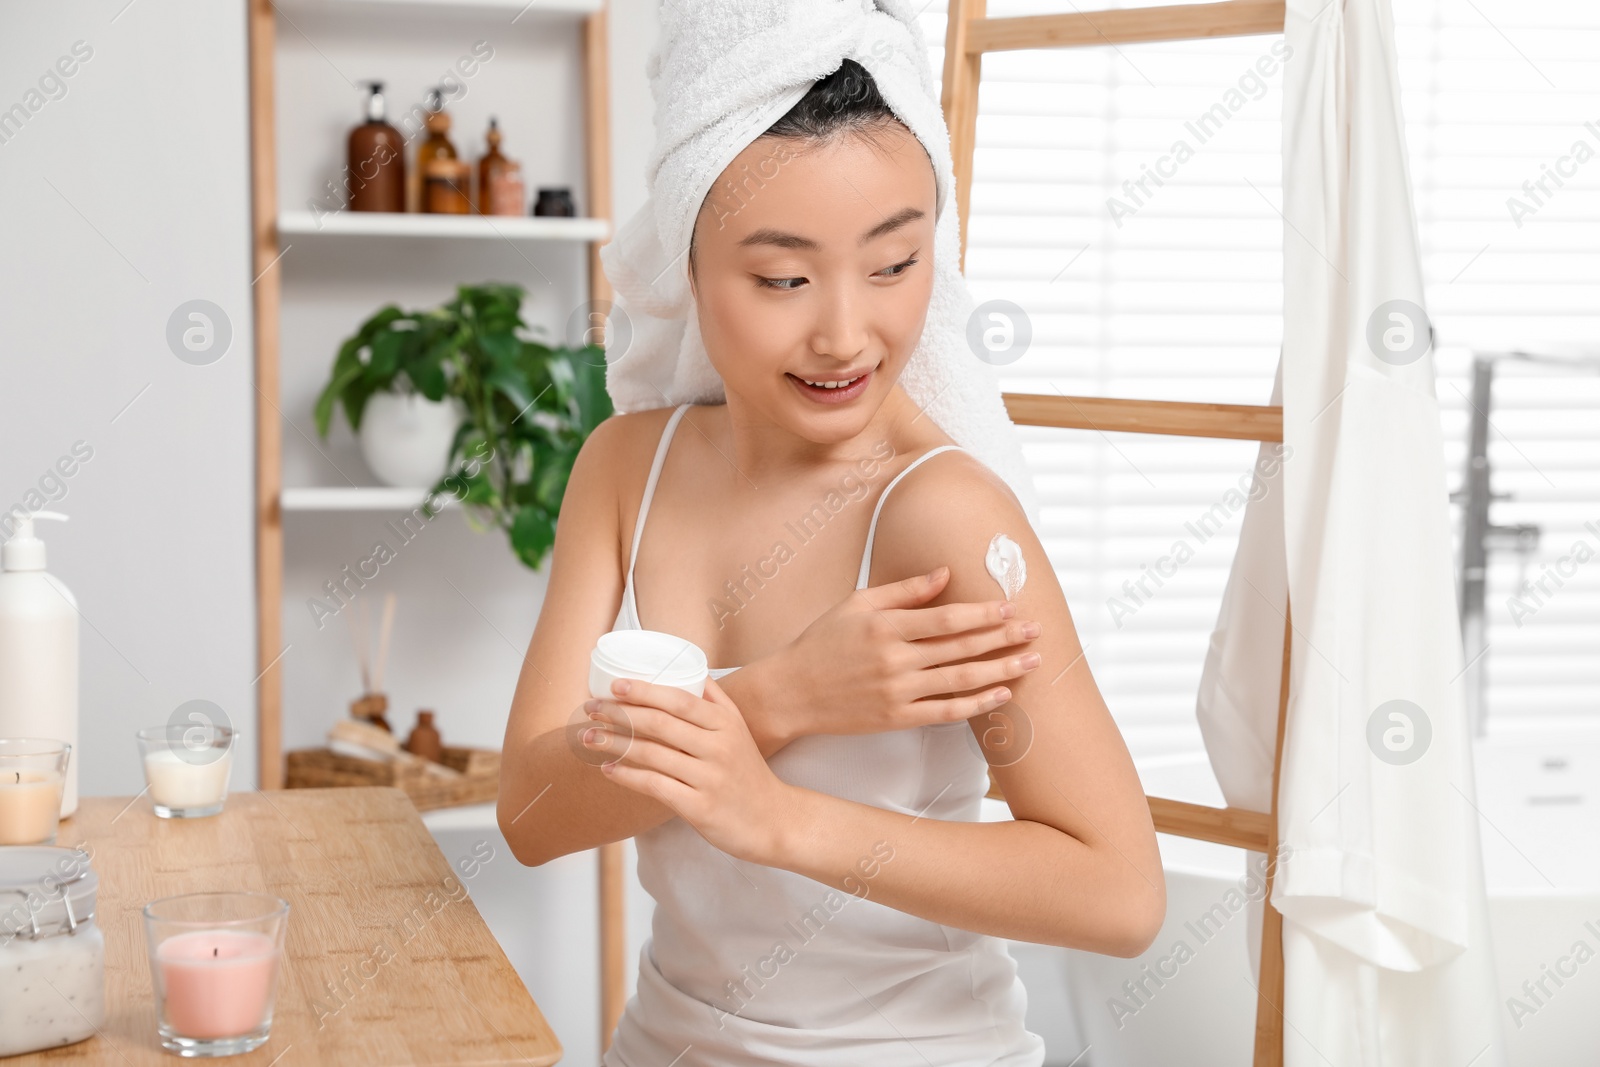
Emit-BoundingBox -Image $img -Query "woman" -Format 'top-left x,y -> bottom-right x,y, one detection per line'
499,36 -> 1163,1067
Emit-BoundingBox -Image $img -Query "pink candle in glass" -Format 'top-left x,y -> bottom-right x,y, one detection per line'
155,930 -> 278,1039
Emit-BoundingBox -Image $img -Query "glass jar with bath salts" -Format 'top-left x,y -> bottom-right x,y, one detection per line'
0,845 -> 105,1056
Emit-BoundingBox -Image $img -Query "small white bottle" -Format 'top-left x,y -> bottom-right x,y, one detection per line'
0,512 -> 79,816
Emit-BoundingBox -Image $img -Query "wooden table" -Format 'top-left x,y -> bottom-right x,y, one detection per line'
10,788 -> 562,1066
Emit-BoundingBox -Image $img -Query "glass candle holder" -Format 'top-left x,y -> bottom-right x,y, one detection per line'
143,892 -> 288,1057
136,724 -> 234,818
0,738 -> 71,845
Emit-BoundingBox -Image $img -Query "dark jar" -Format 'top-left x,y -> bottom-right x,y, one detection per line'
532,187 -> 576,217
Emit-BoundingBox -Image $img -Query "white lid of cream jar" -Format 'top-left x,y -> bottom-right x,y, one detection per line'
591,630 -> 708,698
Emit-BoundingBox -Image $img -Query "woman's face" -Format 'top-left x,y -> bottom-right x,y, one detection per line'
687,121 -> 937,444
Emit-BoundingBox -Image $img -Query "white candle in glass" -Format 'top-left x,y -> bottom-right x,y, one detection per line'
142,748 -> 233,810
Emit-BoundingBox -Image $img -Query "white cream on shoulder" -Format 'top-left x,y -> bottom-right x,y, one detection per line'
985,532 -> 1027,600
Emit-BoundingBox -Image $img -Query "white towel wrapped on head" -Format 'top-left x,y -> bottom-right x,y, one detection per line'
599,0 -> 1042,528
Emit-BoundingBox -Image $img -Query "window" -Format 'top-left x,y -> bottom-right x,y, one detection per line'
917,0 -> 1600,752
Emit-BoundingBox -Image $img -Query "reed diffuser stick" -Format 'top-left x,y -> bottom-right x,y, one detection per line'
359,597 -> 372,692
373,593 -> 397,694
345,602 -> 369,693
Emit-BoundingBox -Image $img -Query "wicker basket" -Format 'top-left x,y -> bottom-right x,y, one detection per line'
285,746 -> 500,811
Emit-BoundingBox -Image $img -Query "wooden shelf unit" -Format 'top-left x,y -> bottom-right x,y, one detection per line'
247,0 -> 612,785
248,0 -> 616,1051
245,1 -> 611,779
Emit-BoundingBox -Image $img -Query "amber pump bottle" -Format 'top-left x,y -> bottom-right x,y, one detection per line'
347,81 -> 405,212
476,117 -> 525,215
416,87 -> 459,214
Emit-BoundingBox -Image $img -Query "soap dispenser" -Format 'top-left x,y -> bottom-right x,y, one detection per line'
0,512 -> 79,817
348,80 -> 406,213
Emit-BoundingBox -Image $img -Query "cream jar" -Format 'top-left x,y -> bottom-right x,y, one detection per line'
590,630 -> 709,699
0,845 -> 105,1056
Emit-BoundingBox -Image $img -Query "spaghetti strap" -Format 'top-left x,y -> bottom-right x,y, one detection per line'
625,404 -> 693,589
855,445 -> 965,590
614,402 -> 744,674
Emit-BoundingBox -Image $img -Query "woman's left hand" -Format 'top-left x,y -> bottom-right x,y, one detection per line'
581,676 -> 796,865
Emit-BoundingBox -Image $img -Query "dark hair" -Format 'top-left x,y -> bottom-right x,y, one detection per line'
763,58 -> 900,142
689,60 -> 907,273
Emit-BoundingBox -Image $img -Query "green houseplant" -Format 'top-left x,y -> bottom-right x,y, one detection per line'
314,283 -> 613,569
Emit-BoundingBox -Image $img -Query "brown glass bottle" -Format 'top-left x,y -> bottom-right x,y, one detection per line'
476,117 -> 525,215
348,81 -> 405,212
416,87 -> 458,214
404,710 -> 444,763
424,157 -> 472,214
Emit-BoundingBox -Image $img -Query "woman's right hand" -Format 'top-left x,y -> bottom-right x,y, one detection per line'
746,566 -> 1043,746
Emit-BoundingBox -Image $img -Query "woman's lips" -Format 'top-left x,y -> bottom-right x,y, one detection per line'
787,370 -> 873,404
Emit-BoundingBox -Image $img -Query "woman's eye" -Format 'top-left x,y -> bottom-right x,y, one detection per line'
877,256 -> 920,278
755,255 -> 918,290
756,275 -> 806,291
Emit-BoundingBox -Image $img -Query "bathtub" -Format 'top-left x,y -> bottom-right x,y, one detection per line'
1050,738 -> 1600,1067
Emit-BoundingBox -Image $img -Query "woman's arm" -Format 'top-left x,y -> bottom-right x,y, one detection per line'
776,796 -> 1158,955
496,414 -> 730,866
714,569 -> 1045,754
496,413 -> 920,864
503,418 -> 1047,867
587,452 -> 1164,952
763,455 -> 1165,955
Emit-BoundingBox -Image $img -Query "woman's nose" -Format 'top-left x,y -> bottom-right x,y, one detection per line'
810,284 -> 871,363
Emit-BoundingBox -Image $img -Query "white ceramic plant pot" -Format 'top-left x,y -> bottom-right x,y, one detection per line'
357,392 -> 464,488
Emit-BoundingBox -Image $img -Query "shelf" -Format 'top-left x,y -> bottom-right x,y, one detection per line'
281,486 -> 459,512
277,211 -> 611,242
273,0 -> 601,18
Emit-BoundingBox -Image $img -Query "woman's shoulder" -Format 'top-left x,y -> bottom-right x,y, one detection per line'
583,405 -> 680,455
575,406 -> 683,484
888,446 -> 1024,517
565,407 -> 680,512
867,446 -> 1033,581
564,407 -> 687,575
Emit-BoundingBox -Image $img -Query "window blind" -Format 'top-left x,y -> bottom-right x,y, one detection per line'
1399,0 -> 1600,734
914,0 -> 1600,752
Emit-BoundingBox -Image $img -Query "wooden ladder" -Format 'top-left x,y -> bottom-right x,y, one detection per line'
941,2 -> 1292,1063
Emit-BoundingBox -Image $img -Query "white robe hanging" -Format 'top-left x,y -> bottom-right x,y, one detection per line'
1195,0 -> 1508,1062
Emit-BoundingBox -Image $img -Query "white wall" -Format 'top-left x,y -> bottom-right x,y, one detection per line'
609,0 -> 656,221
0,0 -> 258,793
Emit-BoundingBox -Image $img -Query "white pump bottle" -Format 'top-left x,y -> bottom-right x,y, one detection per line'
0,511 -> 79,816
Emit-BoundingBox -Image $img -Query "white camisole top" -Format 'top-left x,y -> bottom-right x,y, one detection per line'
601,404 -> 1046,1067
